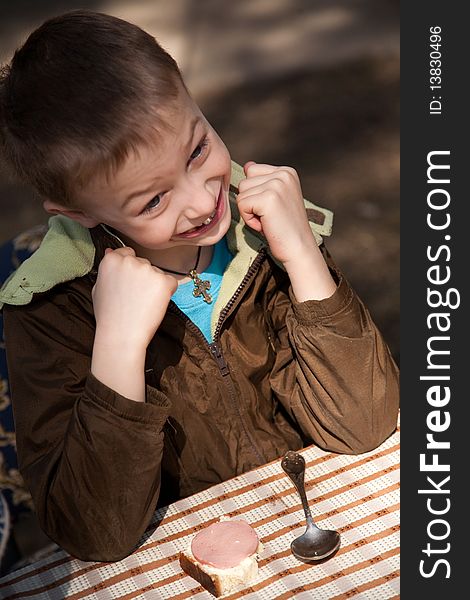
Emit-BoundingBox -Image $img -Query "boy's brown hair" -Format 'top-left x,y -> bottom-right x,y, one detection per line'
0,10 -> 183,206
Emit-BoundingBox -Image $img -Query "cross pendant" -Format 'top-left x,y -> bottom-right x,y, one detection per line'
189,270 -> 212,304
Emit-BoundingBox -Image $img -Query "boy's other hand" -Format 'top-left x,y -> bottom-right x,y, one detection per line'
237,162 -> 317,265
92,247 -> 178,350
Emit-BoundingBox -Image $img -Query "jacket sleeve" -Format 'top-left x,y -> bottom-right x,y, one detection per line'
267,246 -> 399,454
2,281 -> 171,562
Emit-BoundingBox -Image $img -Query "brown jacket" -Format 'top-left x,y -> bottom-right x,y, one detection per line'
1,166 -> 399,562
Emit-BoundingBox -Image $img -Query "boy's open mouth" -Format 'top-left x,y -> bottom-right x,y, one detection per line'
176,186 -> 226,239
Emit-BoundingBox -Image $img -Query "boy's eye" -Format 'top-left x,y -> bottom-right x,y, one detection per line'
142,193 -> 162,214
189,136 -> 209,163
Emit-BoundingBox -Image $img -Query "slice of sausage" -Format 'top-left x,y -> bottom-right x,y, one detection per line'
191,520 -> 259,569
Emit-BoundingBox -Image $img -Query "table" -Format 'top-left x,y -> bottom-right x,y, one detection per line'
0,427 -> 399,599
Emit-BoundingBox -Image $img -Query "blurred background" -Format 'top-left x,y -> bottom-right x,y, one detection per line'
0,0 -> 399,570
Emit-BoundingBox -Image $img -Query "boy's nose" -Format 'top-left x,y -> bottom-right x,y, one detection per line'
182,183 -> 218,222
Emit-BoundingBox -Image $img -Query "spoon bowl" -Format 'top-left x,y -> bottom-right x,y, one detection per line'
291,525 -> 340,562
281,450 -> 341,561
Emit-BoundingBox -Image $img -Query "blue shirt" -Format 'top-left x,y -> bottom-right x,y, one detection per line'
171,237 -> 233,343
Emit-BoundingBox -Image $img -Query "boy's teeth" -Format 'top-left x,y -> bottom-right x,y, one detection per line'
202,210 -> 216,226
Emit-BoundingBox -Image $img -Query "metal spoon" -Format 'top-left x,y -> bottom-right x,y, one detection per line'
281,450 -> 341,561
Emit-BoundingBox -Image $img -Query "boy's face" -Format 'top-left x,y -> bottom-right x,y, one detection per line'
60,87 -> 232,255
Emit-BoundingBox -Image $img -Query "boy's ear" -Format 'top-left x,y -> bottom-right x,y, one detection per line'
42,199 -> 100,228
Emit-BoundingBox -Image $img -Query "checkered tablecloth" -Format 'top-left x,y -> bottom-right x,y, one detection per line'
0,427 -> 400,599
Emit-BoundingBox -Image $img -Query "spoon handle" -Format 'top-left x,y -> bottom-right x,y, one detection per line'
281,451 -> 314,526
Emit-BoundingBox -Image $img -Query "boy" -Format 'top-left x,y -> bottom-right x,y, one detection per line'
0,11 -> 399,562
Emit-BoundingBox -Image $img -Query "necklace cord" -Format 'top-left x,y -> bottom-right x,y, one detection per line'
153,246 -> 202,276
156,245 -> 213,304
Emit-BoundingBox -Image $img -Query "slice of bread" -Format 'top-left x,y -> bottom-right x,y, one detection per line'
179,519 -> 263,597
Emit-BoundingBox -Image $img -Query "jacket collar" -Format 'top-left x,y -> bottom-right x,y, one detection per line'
0,161 -> 332,310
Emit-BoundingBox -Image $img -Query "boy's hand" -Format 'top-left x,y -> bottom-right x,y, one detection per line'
92,247 -> 177,350
236,162 -> 316,265
237,161 -> 337,301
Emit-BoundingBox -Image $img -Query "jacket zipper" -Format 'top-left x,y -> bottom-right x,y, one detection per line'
208,340 -> 266,465
213,248 -> 267,341
167,247 -> 268,464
